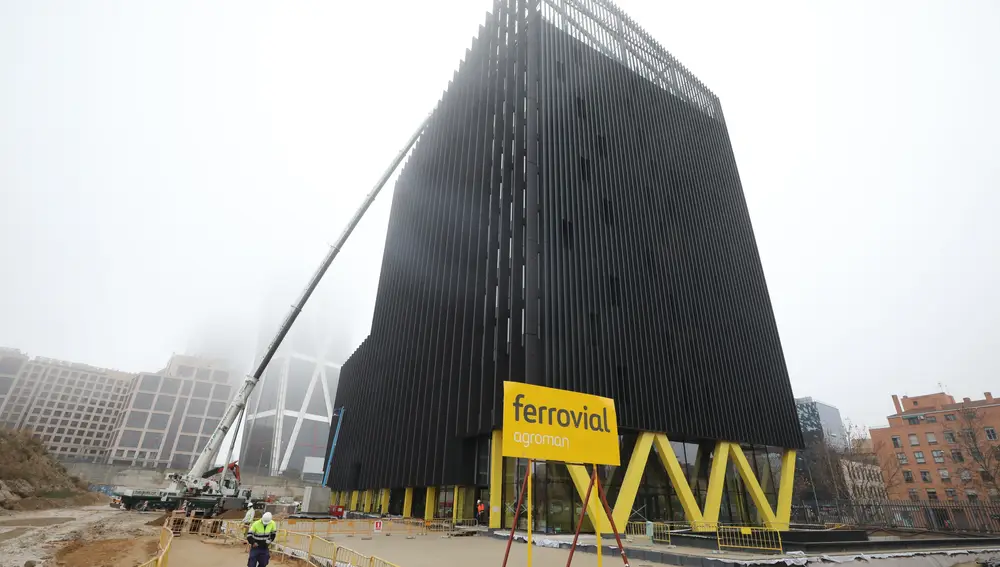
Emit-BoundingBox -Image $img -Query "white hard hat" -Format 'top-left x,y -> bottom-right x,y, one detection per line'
262,512 -> 273,524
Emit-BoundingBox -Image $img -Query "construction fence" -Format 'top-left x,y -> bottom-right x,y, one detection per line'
138,526 -> 174,567
625,520 -> 783,553
792,499 -> 1000,534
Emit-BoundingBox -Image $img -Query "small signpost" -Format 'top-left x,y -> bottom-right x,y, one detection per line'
500,382 -> 630,567
374,520 -> 383,534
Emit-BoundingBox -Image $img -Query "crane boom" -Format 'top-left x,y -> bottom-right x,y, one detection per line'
170,116 -> 429,490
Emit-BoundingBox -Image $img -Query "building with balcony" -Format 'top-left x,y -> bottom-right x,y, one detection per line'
871,392 -> 1000,502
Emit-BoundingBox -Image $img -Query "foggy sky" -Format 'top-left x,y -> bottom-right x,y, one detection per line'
2,1 -> 998,430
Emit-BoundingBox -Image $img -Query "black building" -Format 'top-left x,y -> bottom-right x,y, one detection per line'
326,0 -> 802,531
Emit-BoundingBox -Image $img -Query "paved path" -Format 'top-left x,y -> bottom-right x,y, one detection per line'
169,537 -> 248,565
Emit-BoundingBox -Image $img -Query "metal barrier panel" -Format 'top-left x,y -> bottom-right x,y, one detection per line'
334,545 -> 370,566
266,531 -> 400,567
717,525 -> 783,553
624,520 -> 685,544
452,518 -> 478,528
425,518 -> 454,532
624,521 -> 646,542
310,535 -> 338,560
791,500 -> 1000,534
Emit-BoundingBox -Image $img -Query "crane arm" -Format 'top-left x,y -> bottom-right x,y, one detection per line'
169,115 -> 429,489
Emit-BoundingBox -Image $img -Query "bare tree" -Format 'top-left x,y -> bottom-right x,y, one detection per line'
952,406 -> 1000,498
793,421 -> 893,502
842,423 -> 898,500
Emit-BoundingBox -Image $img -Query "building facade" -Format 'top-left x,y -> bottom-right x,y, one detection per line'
0,349 -> 236,468
0,349 -> 134,462
104,355 -> 235,469
840,459 -> 888,501
325,0 -> 802,532
796,397 -> 848,450
241,296 -> 345,480
871,392 -> 1000,503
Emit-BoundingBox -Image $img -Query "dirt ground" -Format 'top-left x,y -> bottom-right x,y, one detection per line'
324,535 -> 620,567
3,493 -> 108,512
0,505 -> 161,567
168,535 -> 630,567
54,537 -> 159,567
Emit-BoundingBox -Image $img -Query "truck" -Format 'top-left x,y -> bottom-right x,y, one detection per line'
112,116 -> 428,516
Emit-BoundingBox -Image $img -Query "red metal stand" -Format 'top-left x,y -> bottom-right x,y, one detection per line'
564,467 -> 597,567
500,463 -> 532,567
564,467 -> 631,567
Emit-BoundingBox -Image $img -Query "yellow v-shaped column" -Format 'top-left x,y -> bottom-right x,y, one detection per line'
568,432 -> 797,532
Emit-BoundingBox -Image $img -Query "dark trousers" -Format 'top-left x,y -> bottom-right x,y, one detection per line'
248,545 -> 270,567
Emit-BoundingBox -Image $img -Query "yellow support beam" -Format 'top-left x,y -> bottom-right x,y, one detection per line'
776,450 -> 797,529
609,432 -> 655,529
453,486 -> 463,523
381,488 -> 391,515
651,433 -> 705,526
489,430 -> 503,529
403,487 -> 414,518
568,464 -> 609,531
425,486 -> 437,521
350,490 -> 359,510
698,441 -> 731,531
728,444 -> 777,527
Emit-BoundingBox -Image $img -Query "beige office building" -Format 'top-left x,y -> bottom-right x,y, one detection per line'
0,349 -> 134,462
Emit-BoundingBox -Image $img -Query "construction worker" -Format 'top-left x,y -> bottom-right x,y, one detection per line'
476,500 -> 485,525
246,511 -> 277,567
241,503 -> 255,537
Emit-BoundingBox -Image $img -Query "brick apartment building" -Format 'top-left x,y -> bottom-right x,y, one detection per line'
871,392 -> 1000,502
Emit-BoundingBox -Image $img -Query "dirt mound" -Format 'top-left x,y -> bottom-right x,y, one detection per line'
55,536 -> 159,567
0,429 -> 94,510
146,513 -> 168,526
217,508 -> 251,520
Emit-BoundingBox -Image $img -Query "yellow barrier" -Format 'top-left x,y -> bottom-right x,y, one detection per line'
624,521 -> 691,545
717,525 -> 783,553
138,526 -> 174,567
452,518 -> 479,528
269,531 -> 401,567
425,517 -> 455,532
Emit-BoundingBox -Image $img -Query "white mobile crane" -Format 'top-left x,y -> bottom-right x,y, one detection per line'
115,117 -> 428,513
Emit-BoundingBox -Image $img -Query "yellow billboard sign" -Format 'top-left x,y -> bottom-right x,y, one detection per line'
502,381 -> 620,466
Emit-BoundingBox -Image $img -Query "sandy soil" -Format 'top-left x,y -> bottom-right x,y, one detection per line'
0,505 -> 161,567
0,517 -> 72,527
54,537 -> 159,567
165,533 -> 639,567
281,533 -> 638,567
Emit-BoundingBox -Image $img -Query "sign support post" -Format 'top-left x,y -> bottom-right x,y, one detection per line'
501,464 -> 531,567
564,467 -> 596,567
500,382 -> 630,567
527,460 -> 533,567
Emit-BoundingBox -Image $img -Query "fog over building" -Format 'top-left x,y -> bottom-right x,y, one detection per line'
105,354 -> 235,469
0,348 -> 236,468
0,348 -> 133,462
240,289 -> 354,479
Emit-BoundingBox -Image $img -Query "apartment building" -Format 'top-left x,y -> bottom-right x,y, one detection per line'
0,348 -> 29,424
0,350 -> 134,461
871,392 -> 1000,502
105,354 -> 235,469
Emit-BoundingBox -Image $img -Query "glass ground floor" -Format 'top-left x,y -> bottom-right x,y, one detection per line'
495,440 -> 788,534
338,435 -> 791,534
